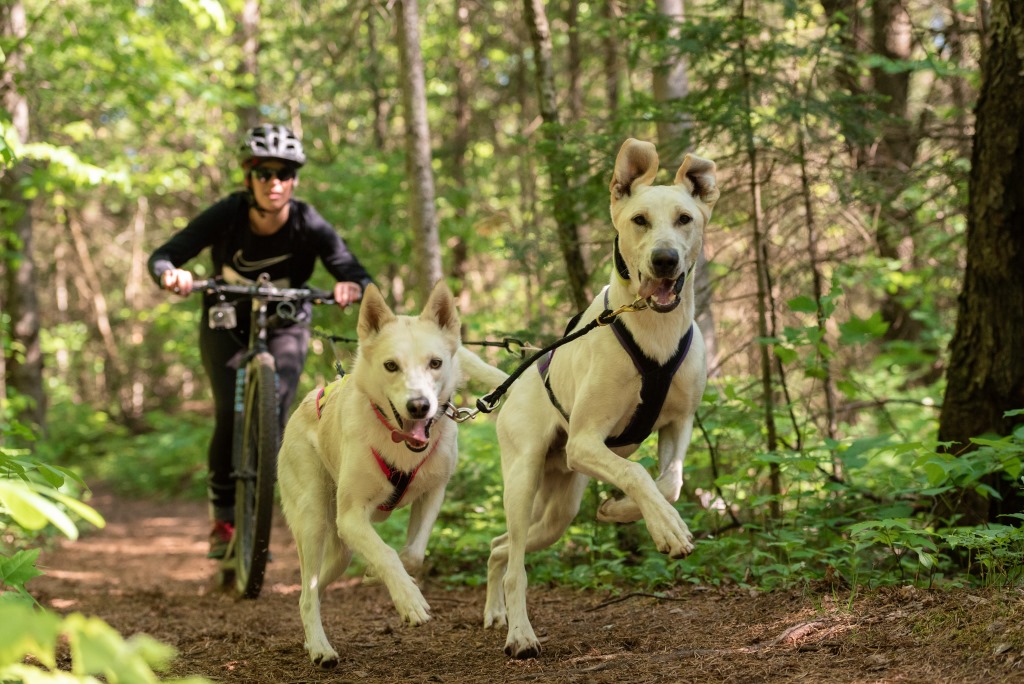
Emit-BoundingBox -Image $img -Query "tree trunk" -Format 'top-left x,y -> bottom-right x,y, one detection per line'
820,0 -> 868,165
739,0 -> 780,519
869,0 -> 923,343
0,0 -> 45,434
523,0 -> 589,311
566,1 -> 583,121
938,0 -> 1024,525
237,0 -> 261,129
396,0 -> 442,297
797,126 -> 840,472
652,0 -> 690,160
651,0 -> 718,369
64,204 -> 132,421
603,0 -> 622,115
366,6 -> 388,150
448,0 -> 474,306
452,0 -> 473,190
515,45 -> 543,328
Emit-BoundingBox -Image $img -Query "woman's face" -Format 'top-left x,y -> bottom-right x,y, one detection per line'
249,162 -> 297,211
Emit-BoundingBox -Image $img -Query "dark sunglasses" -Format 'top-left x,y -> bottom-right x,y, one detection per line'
251,166 -> 297,183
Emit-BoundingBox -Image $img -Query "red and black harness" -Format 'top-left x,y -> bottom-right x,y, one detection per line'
316,380 -> 440,512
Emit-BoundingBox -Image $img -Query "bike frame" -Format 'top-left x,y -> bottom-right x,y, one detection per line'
230,294 -> 277,501
192,274 -> 333,598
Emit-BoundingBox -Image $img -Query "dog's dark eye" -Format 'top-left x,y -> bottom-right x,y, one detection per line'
677,214 -> 692,226
384,360 -> 399,372
631,214 -> 648,227
429,358 -> 442,370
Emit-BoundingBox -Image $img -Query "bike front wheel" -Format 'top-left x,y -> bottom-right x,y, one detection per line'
233,351 -> 279,599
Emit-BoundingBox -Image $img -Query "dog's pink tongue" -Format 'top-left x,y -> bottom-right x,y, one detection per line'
393,420 -> 429,447
639,278 -> 676,306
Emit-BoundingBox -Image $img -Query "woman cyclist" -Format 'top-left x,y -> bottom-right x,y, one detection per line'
148,124 -> 373,559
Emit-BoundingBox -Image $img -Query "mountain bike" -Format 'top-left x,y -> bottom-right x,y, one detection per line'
190,273 -> 335,598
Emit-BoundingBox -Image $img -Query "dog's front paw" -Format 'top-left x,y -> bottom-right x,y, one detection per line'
596,495 -> 643,523
647,509 -> 694,558
393,584 -> 432,626
504,624 -> 541,660
305,642 -> 340,669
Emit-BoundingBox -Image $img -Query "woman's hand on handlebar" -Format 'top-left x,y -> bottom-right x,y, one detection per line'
162,269 -> 194,296
333,281 -> 362,308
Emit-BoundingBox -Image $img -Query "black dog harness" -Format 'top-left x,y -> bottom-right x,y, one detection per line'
538,289 -> 694,448
316,378 -> 437,512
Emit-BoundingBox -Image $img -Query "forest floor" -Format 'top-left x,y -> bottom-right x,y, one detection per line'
30,487 -> 1024,684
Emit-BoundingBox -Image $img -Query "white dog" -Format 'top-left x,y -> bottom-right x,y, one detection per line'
483,138 -> 719,659
278,281 -> 508,669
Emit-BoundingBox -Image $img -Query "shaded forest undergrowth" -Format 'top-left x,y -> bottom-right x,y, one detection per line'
29,487 -> 1024,683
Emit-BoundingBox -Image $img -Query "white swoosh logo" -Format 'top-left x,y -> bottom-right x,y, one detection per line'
232,249 -> 292,271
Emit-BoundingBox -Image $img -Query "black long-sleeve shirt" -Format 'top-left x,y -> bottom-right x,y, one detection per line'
147,191 -> 373,292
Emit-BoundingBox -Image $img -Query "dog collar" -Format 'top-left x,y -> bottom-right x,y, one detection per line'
613,236 -> 631,284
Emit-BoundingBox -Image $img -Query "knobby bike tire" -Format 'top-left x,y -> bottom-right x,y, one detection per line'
233,352 -> 279,599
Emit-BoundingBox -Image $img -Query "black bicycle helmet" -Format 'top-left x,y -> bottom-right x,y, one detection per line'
239,124 -> 306,168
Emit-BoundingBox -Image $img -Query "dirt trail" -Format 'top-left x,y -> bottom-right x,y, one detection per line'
31,489 -> 1024,683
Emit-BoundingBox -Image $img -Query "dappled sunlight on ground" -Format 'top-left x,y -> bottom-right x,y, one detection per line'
31,490 -> 1024,683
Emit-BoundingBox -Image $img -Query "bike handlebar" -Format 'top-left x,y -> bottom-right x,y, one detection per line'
191,278 -> 338,305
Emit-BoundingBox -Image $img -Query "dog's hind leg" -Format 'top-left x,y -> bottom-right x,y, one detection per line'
597,417 -> 694,524
484,412 -> 551,633
483,463 -> 540,634
490,459 -> 589,659
317,533 -> 352,597
483,427 -> 549,635
295,531 -> 344,667
292,492 -> 349,669
399,479 -> 447,576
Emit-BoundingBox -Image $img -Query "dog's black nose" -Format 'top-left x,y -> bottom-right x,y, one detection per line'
651,248 -> 679,277
407,397 -> 431,419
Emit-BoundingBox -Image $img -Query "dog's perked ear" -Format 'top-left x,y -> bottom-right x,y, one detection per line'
420,280 -> 460,338
357,284 -> 397,339
674,154 -> 720,219
609,138 -> 660,200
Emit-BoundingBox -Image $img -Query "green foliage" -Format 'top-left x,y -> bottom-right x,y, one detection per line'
944,516 -> 1024,587
0,604 -> 211,684
1,416 -> 212,684
35,403 -> 209,501
0,549 -> 44,604
848,518 -> 940,583
0,445 -> 103,542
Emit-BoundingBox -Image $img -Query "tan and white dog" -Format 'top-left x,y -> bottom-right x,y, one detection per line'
483,138 -> 719,659
278,281 -> 508,669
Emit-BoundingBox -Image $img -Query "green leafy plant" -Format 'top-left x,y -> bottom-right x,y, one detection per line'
0,602 -> 210,684
1,415 -> 212,683
943,515 -> 1024,587
847,518 -> 940,585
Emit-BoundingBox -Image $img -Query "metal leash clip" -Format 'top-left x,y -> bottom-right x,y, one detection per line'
444,401 -> 481,423
597,296 -> 648,326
